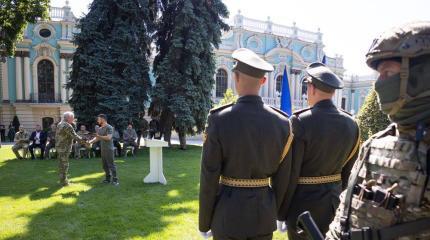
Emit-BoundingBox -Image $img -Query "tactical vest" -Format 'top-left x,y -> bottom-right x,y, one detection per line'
340,124 -> 430,240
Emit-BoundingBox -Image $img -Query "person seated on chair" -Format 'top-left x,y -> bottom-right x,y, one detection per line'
28,124 -> 47,160
44,123 -> 57,158
123,123 -> 138,155
73,125 -> 91,158
112,126 -> 122,156
12,126 -> 30,159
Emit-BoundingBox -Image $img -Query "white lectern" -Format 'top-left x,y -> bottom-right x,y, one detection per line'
143,139 -> 169,185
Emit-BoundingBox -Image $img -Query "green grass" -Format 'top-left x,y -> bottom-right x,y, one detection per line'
0,145 -> 287,240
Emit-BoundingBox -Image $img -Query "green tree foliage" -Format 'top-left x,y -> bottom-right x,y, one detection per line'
356,89 -> 390,142
67,0 -> 154,130
0,0 -> 49,56
215,88 -> 237,108
152,0 -> 229,148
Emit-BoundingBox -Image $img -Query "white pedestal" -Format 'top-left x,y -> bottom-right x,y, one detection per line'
143,139 -> 169,185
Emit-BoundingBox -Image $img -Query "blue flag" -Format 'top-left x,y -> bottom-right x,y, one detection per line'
280,66 -> 292,115
322,55 -> 327,64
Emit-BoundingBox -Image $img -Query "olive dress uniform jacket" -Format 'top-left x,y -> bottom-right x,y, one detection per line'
279,99 -> 360,240
199,95 -> 293,239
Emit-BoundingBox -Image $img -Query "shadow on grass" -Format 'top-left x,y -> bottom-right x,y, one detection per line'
0,145 -> 202,240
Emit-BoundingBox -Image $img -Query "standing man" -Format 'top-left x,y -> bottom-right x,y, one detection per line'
89,114 -> 119,186
199,48 -> 293,240
277,62 -> 360,239
327,22 -> 430,239
28,124 -> 47,159
55,112 -> 84,186
136,113 -> 149,147
12,126 -> 30,159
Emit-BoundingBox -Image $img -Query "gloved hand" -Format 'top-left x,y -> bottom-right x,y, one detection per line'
200,230 -> 213,239
277,220 -> 288,233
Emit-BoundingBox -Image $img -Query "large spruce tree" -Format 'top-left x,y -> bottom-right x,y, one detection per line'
68,0 -> 153,129
152,0 -> 229,148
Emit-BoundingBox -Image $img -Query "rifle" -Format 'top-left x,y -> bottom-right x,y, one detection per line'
297,211 -> 324,240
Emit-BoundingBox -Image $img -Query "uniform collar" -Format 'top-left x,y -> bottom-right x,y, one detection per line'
237,95 -> 264,104
313,99 -> 335,108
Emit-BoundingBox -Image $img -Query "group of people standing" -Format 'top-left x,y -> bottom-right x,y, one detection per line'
199,22 -> 430,240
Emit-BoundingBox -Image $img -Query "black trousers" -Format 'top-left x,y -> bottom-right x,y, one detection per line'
29,143 -> 46,159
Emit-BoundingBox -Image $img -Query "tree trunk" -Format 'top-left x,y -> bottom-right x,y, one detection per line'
160,109 -> 174,147
178,130 -> 187,150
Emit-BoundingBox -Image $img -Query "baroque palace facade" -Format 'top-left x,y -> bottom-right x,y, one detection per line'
0,3 -> 373,131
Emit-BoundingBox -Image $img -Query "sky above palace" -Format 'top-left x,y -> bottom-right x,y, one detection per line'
53,0 -> 430,76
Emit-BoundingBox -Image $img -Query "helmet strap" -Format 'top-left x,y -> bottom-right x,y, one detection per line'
388,57 -> 410,115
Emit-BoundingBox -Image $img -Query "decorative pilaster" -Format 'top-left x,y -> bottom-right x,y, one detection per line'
1,59 -> 8,101
60,58 -> 66,103
24,56 -> 31,100
68,59 -> 73,100
15,56 -> 23,100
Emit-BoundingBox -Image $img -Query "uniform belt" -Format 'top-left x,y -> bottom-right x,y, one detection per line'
219,176 -> 271,188
298,174 -> 341,184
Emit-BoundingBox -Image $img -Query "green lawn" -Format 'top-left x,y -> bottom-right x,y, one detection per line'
0,145 -> 287,240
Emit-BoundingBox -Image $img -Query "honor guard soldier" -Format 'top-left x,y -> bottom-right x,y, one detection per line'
277,62 -> 360,239
327,22 -> 430,240
199,48 -> 294,240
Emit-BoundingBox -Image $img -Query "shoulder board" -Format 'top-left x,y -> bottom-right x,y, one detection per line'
269,106 -> 289,118
293,107 -> 313,116
210,103 -> 234,114
338,108 -> 353,116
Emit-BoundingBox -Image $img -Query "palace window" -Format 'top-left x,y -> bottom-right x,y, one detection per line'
276,75 -> 283,94
39,28 -> 52,38
301,78 -> 308,97
37,60 -> 55,102
215,69 -> 228,98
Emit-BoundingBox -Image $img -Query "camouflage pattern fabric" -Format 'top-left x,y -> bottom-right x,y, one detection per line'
326,129 -> 430,239
12,131 -> 29,159
58,152 -> 70,185
55,121 -> 82,153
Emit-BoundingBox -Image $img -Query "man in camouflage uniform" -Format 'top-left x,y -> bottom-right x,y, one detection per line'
12,126 -> 29,159
44,123 -> 57,158
326,22 -> 430,239
55,112 -> 84,186
73,125 -> 91,158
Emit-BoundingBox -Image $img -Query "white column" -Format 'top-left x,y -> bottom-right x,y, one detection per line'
263,75 -> 269,97
1,60 -> 9,100
61,23 -> 66,39
23,56 -> 31,100
269,73 -> 275,98
15,56 -> 23,100
68,59 -> 73,100
68,24 -> 72,39
60,58 -> 66,103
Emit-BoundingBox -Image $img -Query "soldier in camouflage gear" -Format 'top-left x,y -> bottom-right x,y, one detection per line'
44,124 -> 57,158
12,126 -> 29,159
55,112 -> 84,186
326,22 -> 430,239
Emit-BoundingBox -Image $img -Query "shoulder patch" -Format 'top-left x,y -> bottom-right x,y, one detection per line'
293,107 -> 313,116
269,106 -> 289,118
210,103 -> 234,114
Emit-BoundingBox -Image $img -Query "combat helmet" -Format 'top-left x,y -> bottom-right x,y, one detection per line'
366,21 -> 430,115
